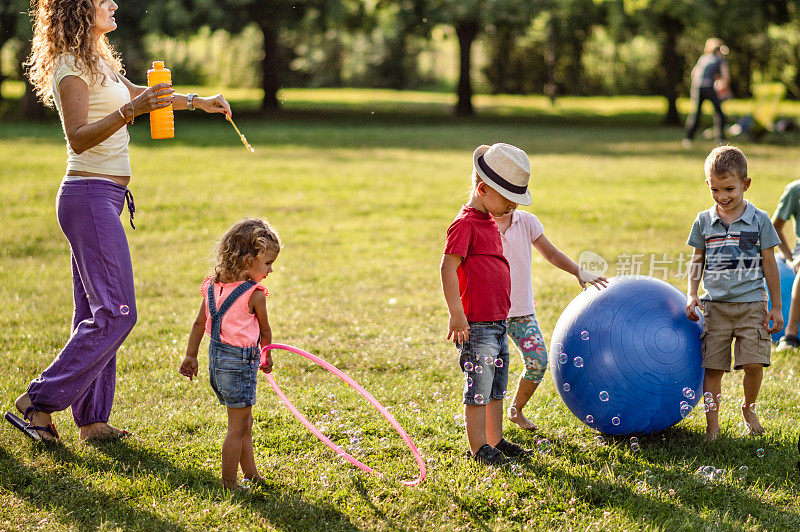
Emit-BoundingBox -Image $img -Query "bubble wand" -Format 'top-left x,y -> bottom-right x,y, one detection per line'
262,344 -> 427,487
226,113 -> 255,153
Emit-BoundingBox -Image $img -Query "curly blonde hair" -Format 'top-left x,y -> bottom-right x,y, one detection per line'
24,0 -> 124,107
214,218 -> 282,283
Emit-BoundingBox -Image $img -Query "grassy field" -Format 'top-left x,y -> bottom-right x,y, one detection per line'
1,90 -> 800,531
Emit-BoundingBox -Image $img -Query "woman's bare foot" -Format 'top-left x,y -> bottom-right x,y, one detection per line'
14,393 -> 57,442
742,404 -> 765,435
79,422 -> 128,442
508,408 -> 537,431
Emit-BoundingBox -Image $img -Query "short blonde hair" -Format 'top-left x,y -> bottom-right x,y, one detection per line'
705,146 -> 748,182
213,218 -> 282,283
704,38 -> 725,55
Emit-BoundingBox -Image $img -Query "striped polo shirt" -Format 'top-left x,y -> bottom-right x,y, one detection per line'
687,201 -> 780,302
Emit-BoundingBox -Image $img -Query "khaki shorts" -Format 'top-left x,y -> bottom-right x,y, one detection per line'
701,301 -> 771,371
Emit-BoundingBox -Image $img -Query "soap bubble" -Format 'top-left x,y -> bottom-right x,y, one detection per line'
698,403 -> 709,413
475,365 -> 483,374
119,304 -> 130,315
703,465 -> 715,476
463,361 -> 474,372
585,414 -> 594,423
599,391 -> 609,402
737,466 -> 749,480
749,403 -> 758,413
680,403 -> 692,418
494,358 -> 504,368
467,377 -> 473,388
558,353 -> 568,364
536,438 -> 551,454
594,435 -> 606,445
580,330 -> 590,341
756,448 -> 765,458
704,391 -> 714,403
474,394 -> 485,404
573,356 -> 584,368
630,437 -> 638,444
562,383 -> 571,392
682,387 -> 695,400
631,442 -> 640,451
509,406 -> 518,418
611,416 -> 621,426
484,356 -> 494,365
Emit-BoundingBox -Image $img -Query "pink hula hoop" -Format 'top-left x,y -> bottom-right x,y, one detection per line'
261,343 -> 426,487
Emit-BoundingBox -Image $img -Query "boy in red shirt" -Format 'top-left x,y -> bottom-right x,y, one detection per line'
441,143 -> 534,466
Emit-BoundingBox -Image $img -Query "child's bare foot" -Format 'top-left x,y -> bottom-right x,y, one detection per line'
508,408 -> 537,431
80,422 -> 129,442
704,427 -> 720,441
742,404 -> 765,435
14,393 -> 58,442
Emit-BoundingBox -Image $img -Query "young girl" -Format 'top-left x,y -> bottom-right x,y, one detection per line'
179,218 -> 281,489
493,209 -> 607,431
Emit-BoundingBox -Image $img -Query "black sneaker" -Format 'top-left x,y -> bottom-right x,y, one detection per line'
776,334 -> 800,352
495,438 -> 534,458
470,444 -> 511,466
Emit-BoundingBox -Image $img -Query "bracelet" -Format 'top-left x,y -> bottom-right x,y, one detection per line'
118,102 -> 134,125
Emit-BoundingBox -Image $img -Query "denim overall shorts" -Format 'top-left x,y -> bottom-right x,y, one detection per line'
207,281 -> 260,409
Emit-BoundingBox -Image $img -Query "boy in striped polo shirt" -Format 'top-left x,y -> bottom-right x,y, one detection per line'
686,145 -> 783,440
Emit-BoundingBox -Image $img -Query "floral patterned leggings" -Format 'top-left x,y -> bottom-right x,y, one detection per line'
506,314 -> 548,383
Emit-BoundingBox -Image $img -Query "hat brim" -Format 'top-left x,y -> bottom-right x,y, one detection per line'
473,145 -> 532,206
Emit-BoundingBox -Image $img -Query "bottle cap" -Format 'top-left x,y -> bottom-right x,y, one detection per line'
152,61 -> 164,69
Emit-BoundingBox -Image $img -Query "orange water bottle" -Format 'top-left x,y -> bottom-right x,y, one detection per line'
147,61 -> 174,139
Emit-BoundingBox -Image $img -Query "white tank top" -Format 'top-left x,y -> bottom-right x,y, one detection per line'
52,54 -> 132,176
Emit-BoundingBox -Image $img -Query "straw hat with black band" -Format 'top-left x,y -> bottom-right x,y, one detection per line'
473,143 -> 532,206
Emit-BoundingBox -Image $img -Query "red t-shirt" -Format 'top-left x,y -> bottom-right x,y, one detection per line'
444,206 -> 511,322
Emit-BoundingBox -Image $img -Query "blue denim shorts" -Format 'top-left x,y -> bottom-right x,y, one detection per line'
457,321 -> 510,405
208,339 -> 259,409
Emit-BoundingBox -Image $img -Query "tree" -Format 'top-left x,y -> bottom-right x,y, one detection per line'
598,0 -> 712,124
426,0 -> 537,115
0,0 -> 31,110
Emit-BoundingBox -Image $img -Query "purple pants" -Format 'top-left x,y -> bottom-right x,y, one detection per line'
27,179 -> 137,427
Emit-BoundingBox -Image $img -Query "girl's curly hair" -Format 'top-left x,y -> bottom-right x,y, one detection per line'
214,218 -> 282,283
24,0 -> 124,107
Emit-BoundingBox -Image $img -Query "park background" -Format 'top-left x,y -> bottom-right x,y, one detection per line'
2,0 -> 800,530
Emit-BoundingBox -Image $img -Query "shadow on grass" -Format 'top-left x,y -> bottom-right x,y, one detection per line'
507,425 -> 800,528
0,438 -> 359,531
0,107 -> 698,160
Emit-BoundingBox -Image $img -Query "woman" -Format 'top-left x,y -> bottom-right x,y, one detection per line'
9,0 -> 231,442
683,38 -> 730,146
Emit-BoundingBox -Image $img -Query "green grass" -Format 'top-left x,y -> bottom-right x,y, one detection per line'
1,90 -> 800,530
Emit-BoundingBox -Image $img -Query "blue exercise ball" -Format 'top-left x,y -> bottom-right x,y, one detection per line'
549,276 -> 704,436
768,257 -> 795,342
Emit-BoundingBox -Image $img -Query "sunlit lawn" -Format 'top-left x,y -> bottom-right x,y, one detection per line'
1,90 -> 799,530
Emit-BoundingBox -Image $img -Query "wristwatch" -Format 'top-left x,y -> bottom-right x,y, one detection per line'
187,93 -> 198,111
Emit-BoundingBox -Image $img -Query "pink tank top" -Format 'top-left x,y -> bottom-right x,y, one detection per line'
201,277 -> 268,347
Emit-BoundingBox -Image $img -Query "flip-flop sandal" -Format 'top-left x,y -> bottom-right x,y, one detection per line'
4,411 -> 59,442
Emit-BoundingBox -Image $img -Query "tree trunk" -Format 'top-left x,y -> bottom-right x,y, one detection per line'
0,5 -> 16,109
544,15 -> 558,104
259,21 -> 280,112
18,42 -> 45,120
455,21 -> 479,116
660,19 -> 683,125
